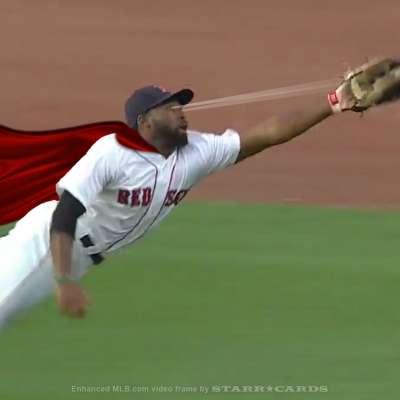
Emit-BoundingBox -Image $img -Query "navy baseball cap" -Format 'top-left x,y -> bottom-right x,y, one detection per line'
125,85 -> 194,129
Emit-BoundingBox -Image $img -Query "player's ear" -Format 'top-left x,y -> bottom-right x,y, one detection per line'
137,113 -> 147,129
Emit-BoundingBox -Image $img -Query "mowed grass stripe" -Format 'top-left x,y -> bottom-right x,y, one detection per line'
0,203 -> 399,400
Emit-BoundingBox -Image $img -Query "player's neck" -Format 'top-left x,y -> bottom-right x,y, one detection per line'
138,128 -> 177,158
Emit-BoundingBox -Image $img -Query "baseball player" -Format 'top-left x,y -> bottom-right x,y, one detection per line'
1,59 -> 399,327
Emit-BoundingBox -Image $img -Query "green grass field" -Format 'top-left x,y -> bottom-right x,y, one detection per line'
1,203 -> 399,400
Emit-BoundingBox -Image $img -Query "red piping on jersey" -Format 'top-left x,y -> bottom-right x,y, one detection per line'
132,149 -> 179,244
104,150 -> 161,252
0,121 -> 159,224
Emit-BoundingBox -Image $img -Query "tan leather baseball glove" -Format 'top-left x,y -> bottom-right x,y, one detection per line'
328,58 -> 400,113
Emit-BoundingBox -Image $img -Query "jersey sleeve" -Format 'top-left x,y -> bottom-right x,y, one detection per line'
195,129 -> 241,175
56,139 -> 119,209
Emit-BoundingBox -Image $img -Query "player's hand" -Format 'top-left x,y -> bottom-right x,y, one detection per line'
56,281 -> 90,318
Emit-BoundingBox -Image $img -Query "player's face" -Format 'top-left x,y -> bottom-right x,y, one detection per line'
147,100 -> 189,146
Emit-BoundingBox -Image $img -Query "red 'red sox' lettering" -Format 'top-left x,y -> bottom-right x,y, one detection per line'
164,190 -> 177,207
117,188 -> 189,207
164,189 -> 189,206
130,189 -> 140,207
117,189 -> 129,204
117,187 -> 152,207
142,187 -> 152,206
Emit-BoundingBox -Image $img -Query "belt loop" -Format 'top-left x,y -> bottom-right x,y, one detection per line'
79,235 -> 104,265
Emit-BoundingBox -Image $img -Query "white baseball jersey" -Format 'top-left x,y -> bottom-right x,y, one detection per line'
56,129 -> 240,256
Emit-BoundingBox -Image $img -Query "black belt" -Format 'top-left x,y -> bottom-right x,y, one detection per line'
80,234 -> 104,265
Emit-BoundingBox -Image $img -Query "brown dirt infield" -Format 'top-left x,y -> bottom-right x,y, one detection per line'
1,0 -> 400,208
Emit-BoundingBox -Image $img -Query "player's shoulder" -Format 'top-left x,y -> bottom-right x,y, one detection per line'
91,133 -> 157,169
87,134 -> 124,158
187,128 -> 232,140
186,128 -> 239,149
187,129 -> 219,140
91,133 -> 118,150
181,129 -> 241,174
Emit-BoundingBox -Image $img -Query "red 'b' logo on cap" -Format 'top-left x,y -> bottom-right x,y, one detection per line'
153,85 -> 168,93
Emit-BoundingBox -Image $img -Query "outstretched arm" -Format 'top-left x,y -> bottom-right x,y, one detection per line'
236,97 -> 332,162
237,57 -> 400,162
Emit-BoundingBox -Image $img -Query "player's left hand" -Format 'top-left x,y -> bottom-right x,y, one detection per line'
328,58 -> 400,113
56,281 -> 90,318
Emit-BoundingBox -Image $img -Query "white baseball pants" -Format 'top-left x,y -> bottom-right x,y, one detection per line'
0,200 -> 93,329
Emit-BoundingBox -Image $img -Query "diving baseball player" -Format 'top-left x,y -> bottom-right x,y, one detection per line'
1,58 -> 399,327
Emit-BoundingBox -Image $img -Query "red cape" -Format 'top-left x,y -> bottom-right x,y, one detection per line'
0,121 -> 159,225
